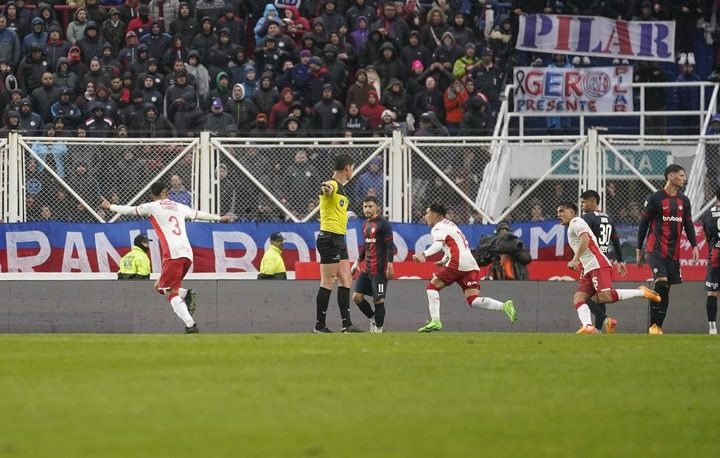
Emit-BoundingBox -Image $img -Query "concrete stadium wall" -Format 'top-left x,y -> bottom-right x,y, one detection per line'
0,280 -> 711,334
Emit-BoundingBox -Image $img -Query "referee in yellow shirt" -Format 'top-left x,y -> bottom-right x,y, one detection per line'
258,232 -> 287,279
314,154 -> 362,333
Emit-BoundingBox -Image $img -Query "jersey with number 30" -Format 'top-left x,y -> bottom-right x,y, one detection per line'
567,216 -> 612,273
430,219 -> 479,272
133,199 -> 199,262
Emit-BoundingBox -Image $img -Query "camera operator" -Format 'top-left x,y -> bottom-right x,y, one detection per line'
474,221 -> 531,280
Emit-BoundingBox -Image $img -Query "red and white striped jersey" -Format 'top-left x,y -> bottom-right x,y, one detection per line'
567,216 -> 612,273
427,219 -> 479,272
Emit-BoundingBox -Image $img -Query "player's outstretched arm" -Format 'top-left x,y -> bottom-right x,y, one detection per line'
100,196 -> 143,216
320,181 -> 334,195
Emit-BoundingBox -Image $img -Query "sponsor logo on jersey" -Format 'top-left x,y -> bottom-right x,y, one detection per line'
365,238 -> 376,243
662,215 -> 682,222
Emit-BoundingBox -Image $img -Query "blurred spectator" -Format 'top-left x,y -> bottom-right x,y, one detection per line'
634,60 -> 668,135
31,71 -> 60,123
443,77 -> 468,133
18,97 -> 43,135
341,102 -> 370,135
168,174 -> 191,206
313,83 -> 344,136
66,8 -> 88,45
475,220 -> 531,280
17,42 -> 47,92
673,61 -> 701,134
416,111 -> 450,136
203,97 -> 235,135
32,123 -> 68,178
353,155 -> 383,205
359,88 -> 385,130
169,2 -> 198,45
101,8 -> 126,55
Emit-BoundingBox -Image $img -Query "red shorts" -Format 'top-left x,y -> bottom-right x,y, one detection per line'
157,257 -> 191,292
577,266 -> 613,297
434,267 -> 481,291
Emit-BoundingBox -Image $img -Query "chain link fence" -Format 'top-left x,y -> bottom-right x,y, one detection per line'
20,137 -> 197,222
212,138 -> 390,222
406,139 -> 493,224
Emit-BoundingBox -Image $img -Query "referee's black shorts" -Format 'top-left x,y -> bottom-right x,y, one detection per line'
316,231 -> 348,264
647,252 -> 682,285
354,272 -> 388,301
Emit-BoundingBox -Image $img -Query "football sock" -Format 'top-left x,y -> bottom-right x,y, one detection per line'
427,289 -> 440,320
178,288 -> 188,299
338,286 -> 352,328
355,298 -> 375,319
315,287 -> 331,329
170,295 -> 194,327
615,289 -> 645,300
586,298 -> 606,329
470,296 -> 503,310
707,296 -> 718,322
575,302 -> 593,326
656,282 -> 670,327
374,302 -> 386,327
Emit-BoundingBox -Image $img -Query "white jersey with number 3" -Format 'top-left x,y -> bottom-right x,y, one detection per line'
133,199 -> 199,261
567,217 -> 612,273
430,219 -> 479,272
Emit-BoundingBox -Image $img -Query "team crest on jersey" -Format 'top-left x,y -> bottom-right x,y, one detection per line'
339,199 -> 345,207
371,227 -> 375,233
679,205 -> 683,210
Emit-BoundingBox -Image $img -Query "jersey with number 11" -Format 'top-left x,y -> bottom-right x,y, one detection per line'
133,199 -> 198,262
431,219 -> 479,272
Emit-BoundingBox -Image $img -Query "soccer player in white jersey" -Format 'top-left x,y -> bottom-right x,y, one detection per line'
101,181 -> 232,333
411,204 -> 518,332
557,202 -> 661,334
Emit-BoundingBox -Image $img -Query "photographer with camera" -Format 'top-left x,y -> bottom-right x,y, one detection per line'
474,221 -> 531,280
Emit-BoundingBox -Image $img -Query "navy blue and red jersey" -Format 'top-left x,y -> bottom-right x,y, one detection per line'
637,189 -> 697,259
582,209 -> 624,262
358,216 -> 394,275
702,206 -> 720,268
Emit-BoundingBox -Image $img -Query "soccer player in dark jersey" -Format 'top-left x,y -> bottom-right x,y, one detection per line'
351,196 -> 395,333
701,187 -> 720,335
581,189 -> 626,333
314,153 -> 362,333
637,164 -> 700,334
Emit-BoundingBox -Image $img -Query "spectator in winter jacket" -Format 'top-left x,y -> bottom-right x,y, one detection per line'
282,5 -> 311,46
225,83 -> 259,132
140,21 -> 172,62
346,68 -> 372,108
313,83 -> 344,136
66,7 -> 88,44
412,75 -> 445,125
190,17 -> 217,66
215,4 -> 246,46
43,26 -> 71,73
0,16 -> 21,69
17,43 -> 48,92
374,41 -> 404,85
420,7 -> 448,52
371,0 -> 410,51
185,50 -> 210,100
461,93 -> 492,136
203,97 -> 235,135
381,78 -> 408,122
443,77 -> 468,133
269,87 -> 295,129
22,17 -> 47,56
127,4 -> 152,38
350,15 -> 370,51
18,97 -> 45,135
118,31 -> 139,72
254,4 -> 282,45
53,57 -> 79,95
136,103 -> 175,137
415,111 -> 450,136
76,21 -> 105,65
340,102 -> 370,136
50,88 -> 82,129
431,32 -> 462,74
253,72 -> 280,115
360,89 -> 386,130
30,71 -> 60,123
169,2 -> 198,46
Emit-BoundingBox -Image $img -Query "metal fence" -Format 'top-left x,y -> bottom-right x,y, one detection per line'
1,131 -> 717,227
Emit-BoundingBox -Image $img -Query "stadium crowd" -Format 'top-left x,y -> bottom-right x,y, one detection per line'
4,0 -> 720,223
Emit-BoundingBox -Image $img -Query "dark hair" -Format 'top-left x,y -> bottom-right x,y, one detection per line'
715,186 -> 720,200
150,181 -> 167,197
333,153 -> 354,171
428,203 -> 447,216
363,195 -> 379,205
557,201 -> 578,213
580,189 -> 600,203
664,164 -> 684,179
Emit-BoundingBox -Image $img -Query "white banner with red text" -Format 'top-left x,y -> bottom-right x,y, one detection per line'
513,66 -> 633,113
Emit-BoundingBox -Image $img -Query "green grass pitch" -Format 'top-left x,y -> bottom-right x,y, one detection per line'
1,333 -> 718,458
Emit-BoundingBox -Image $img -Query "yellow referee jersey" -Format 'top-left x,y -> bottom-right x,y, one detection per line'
319,179 -> 349,234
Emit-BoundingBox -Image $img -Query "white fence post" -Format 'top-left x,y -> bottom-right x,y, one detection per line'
198,131 -> 212,213
585,128 -> 601,205
389,129 -> 404,222
7,132 -> 21,222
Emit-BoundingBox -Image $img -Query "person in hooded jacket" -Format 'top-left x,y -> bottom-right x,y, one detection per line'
128,43 -> 150,76
190,17 -> 217,66
268,86 -> 295,129
184,50 -> 210,100
282,5 -> 311,46
163,34 -> 188,74
206,71 -> 231,108
139,75 -> 164,113
35,3 -> 61,32
346,0 -> 376,32
80,57 -> 111,90
346,67 -> 372,108
323,43 -> 348,98
358,27 -> 384,67
313,83 -> 344,136
102,8 -> 127,54
140,21 -> 172,62
255,4 -> 282,44
225,83 -> 259,132
76,21 -> 105,65
0,15 -> 21,70
50,88 -> 82,129
18,97 -> 44,135
420,7 -> 448,52
215,4 -> 245,46
431,31 -> 462,74
169,2 -> 198,45
359,88 -> 385,130
381,78 -> 408,122
43,25 -> 70,73
98,43 -> 122,78
167,92 -> 204,137
461,92 -> 492,136
374,42 -> 404,88
22,17 -> 48,56
415,110 -> 450,136
84,100 -> 113,137
118,31 -> 139,72
66,7 -> 88,45
52,57 -> 78,95
17,43 -> 48,92
164,70 -> 196,113
136,103 -> 175,137
127,4 -> 153,37
253,71 -> 280,115
31,70 -> 60,123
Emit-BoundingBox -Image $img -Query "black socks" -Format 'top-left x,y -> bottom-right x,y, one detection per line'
707,295 -> 718,322
653,281 -> 670,327
338,286 -> 352,328
315,287 -> 331,329
355,298 -> 375,319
